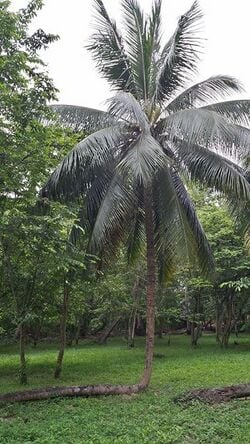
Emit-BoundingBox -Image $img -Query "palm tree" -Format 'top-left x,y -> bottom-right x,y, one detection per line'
40,0 -> 250,396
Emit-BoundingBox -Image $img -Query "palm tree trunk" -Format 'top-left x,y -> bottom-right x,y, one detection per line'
139,186 -> 156,388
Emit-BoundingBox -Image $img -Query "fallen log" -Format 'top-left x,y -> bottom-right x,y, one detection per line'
0,383 -> 144,404
177,383 -> 250,404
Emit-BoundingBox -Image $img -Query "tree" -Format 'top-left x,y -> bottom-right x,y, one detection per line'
197,196 -> 250,346
4,0 -> 249,401
43,0 -> 250,390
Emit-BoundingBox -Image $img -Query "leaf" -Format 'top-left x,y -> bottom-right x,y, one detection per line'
173,139 -> 250,201
107,92 -> 150,130
50,104 -> 114,132
161,108 -> 250,157
122,0 -> 148,99
90,171 -> 137,254
117,133 -> 167,184
88,0 -> 136,93
154,0 -> 203,103
42,125 -> 125,200
154,168 -> 214,282
202,100 -> 250,127
166,76 -> 243,113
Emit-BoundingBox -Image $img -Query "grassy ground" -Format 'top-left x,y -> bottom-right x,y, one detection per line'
0,334 -> 249,443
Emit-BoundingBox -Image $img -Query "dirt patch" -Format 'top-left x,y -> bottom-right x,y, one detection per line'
176,383 -> 250,404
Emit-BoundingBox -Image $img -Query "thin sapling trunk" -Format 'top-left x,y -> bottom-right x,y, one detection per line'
54,276 -> 70,378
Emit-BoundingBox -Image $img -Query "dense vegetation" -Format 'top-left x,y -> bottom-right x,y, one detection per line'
0,0 -> 249,424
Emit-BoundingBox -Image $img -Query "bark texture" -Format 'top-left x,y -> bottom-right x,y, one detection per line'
0,383 -> 145,404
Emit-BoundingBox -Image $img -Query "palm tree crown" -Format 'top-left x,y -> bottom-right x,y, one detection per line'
44,0 -> 249,279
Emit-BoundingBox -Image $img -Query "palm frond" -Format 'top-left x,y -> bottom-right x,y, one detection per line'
226,197 -> 250,252
170,171 -> 214,273
166,76 -> 243,113
117,132 -> 168,184
42,125 -> 125,200
173,139 -> 250,200
107,94 -> 170,183
86,166 -> 113,229
90,171 -> 137,254
202,100 -> 250,127
50,104 -> 114,132
108,92 -> 150,130
154,0 -> 203,103
122,0 -> 148,99
87,0 -> 135,92
145,0 -> 162,99
161,108 -> 250,156
127,185 -> 145,263
154,167 -> 214,282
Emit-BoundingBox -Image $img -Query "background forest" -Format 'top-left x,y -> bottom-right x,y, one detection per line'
0,0 -> 249,382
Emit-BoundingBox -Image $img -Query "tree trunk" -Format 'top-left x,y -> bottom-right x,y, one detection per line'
221,294 -> 233,348
128,273 -> 141,347
190,322 -> 195,345
75,315 -> 81,345
2,382 -> 250,405
19,323 -> 27,385
98,317 -> 121,344
191,293 -> 202,346
215,296 -> 222,344
139,186 -> 156,388
0,383 -> 144,403
191,323 -> 201,346
54,277 -> 70,379
128,309 -> 137,347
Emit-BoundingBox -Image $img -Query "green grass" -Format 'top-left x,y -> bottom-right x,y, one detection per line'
0,334 -> 249,443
